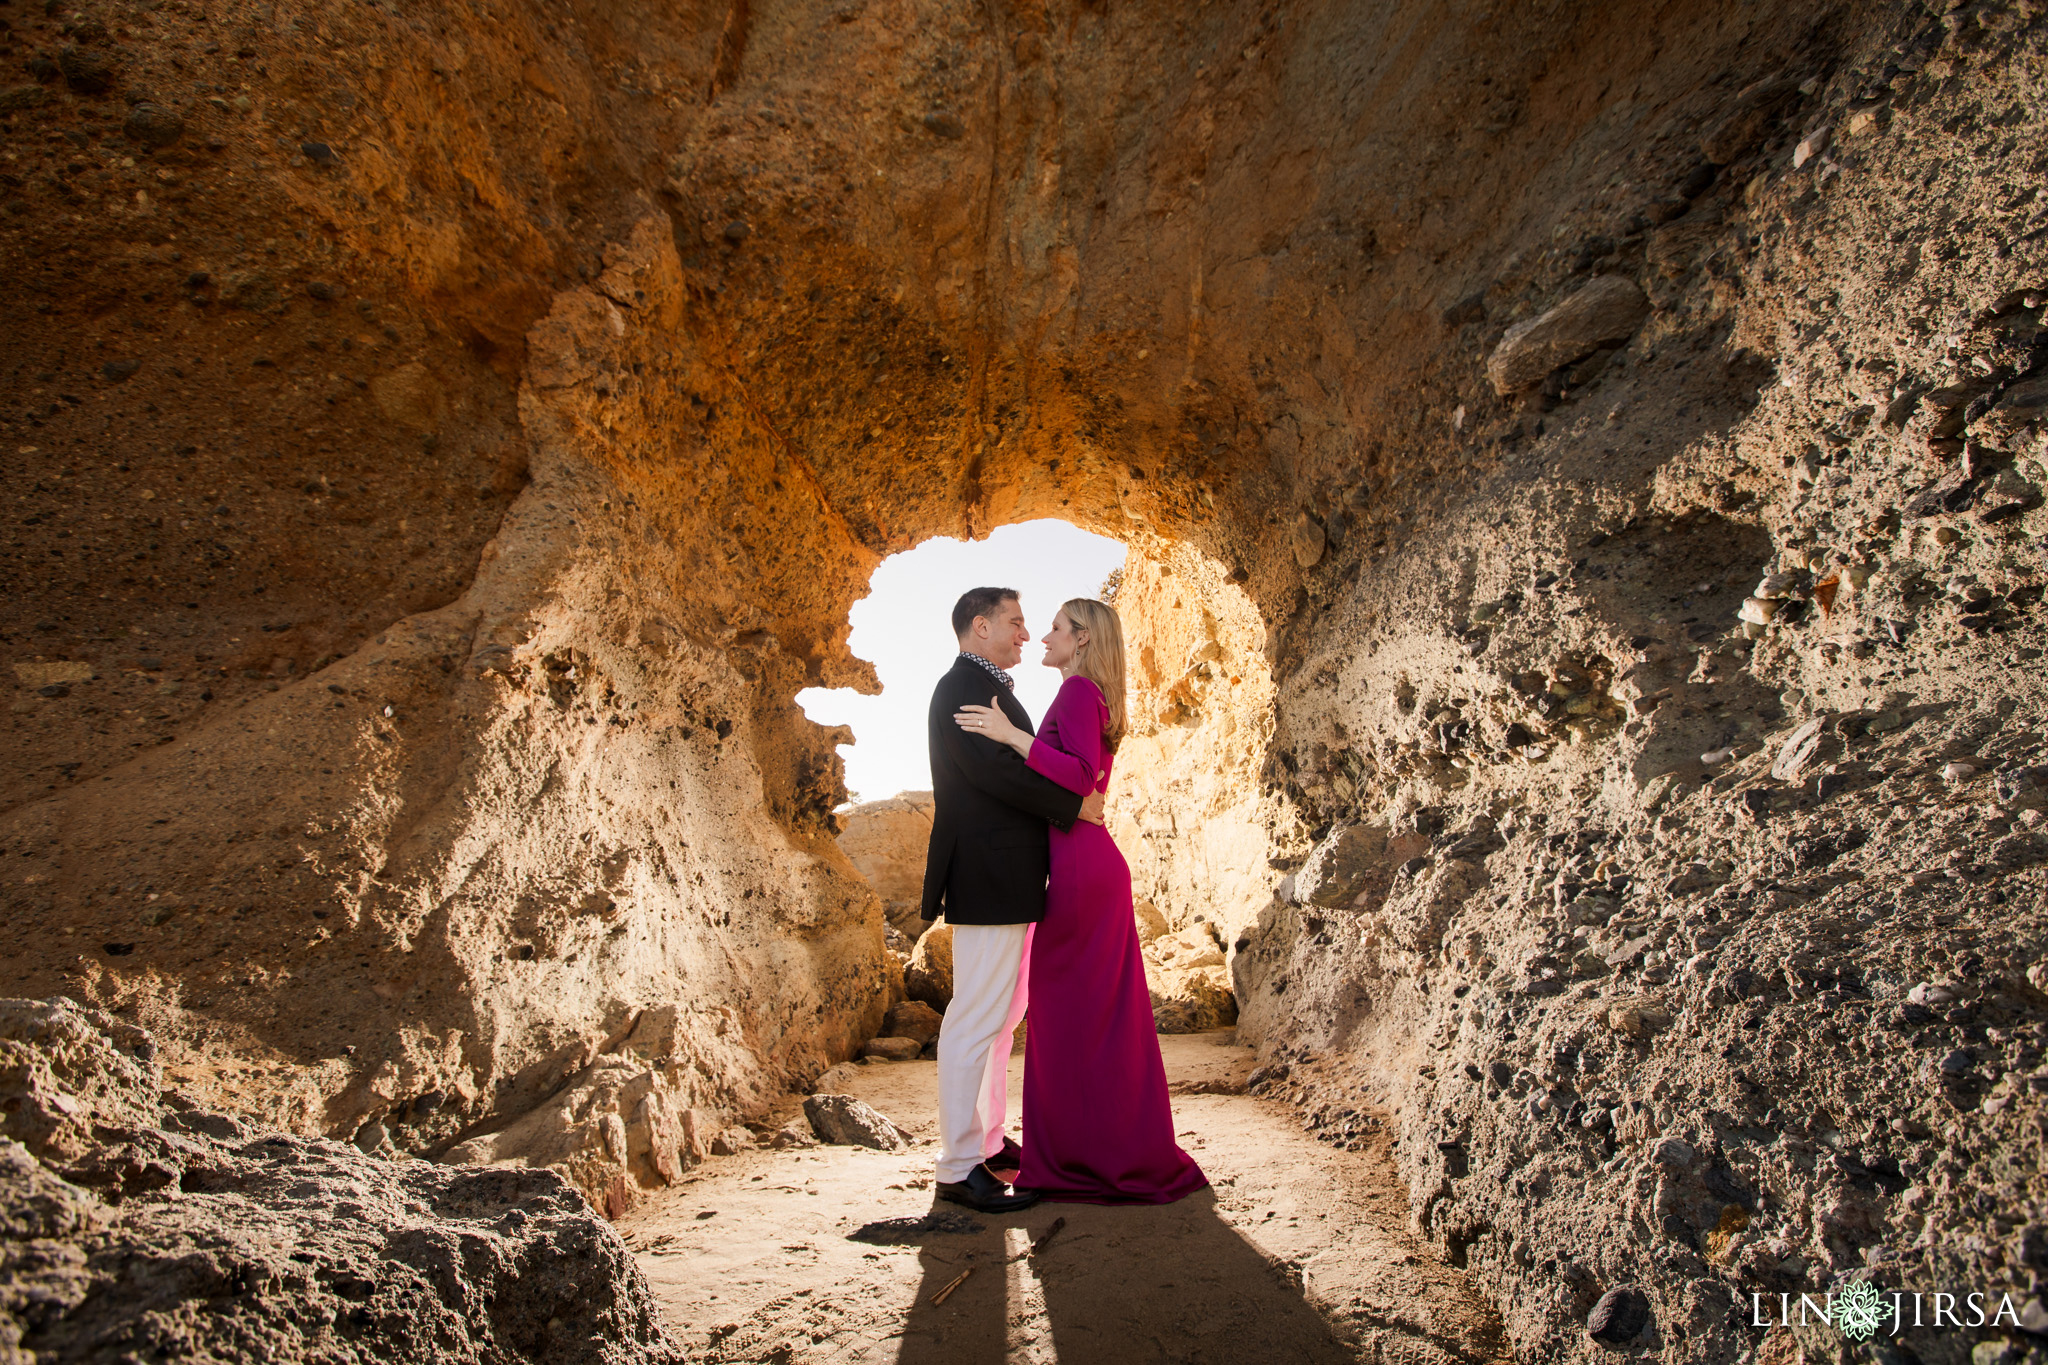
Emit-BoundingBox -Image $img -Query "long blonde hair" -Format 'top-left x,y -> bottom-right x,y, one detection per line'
1060,597 -> 1127,752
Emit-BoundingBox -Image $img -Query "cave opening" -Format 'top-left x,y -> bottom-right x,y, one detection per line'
795,518 -> 1128,808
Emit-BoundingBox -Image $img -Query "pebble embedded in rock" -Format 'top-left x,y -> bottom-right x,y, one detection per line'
1607,1000 -> 1671,1037
122,103 -> 184,149
1772,716 -> 1828,782
1441,291 -> 1486,325
1754,570 -> 1809,599
1908,982 -> 1956,1008
1292,512 -> 1327,569
102,359 -> 141,383
300,141 -> 337,165
58,44 -> 118,93
1485,276 -> 1649,393
921,110 -> 966,138
1737,596 -> 1780,625
1587,1286 -> 1648,1343
1649,1136 -> 1695,1168
1793,125 -> 1832,168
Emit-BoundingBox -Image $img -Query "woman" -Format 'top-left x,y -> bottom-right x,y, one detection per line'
953,598 -> 1206,1204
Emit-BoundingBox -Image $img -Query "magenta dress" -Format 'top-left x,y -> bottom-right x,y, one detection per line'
1016,675 -> 1207,1204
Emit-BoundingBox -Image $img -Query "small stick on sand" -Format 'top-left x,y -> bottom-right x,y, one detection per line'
1030,1217 -> 1067,1256
930,1268 -> 972,1306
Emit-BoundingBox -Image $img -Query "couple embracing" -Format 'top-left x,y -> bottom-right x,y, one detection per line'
921,586 -> 1206,1213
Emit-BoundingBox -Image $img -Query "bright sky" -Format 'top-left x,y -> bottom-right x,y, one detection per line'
797,520 -> 1128,805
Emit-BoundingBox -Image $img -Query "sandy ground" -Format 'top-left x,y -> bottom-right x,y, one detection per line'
620,1032 -> 1509,1364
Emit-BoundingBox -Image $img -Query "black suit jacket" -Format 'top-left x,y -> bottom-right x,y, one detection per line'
920,655 -> 1084,925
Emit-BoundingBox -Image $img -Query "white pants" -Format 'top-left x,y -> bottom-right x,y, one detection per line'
935,922 -> 1032,1184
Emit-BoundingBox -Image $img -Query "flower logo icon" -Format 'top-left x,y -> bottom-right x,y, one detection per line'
1834,1278 -> 1888,1342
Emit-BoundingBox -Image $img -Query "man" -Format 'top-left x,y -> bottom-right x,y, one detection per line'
923,586 -> 1105,1214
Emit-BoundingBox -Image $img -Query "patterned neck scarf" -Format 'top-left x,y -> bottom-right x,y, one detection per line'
957,650 -> 1016,692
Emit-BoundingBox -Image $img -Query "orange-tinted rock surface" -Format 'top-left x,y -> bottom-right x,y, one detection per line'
3,0 -> 2047,1358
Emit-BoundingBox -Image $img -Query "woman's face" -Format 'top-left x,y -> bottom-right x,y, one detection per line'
1040,611 -> 1083,669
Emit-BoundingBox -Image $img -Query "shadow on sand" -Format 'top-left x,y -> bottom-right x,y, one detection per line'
891,1189 -> 1358,1364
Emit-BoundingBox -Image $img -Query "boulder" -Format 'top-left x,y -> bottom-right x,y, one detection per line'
440,1006 -> 719,1204
906,922 -> 955,1010
1138,921 -> 1239,1031
883,1000 -> 944,1044
0,997 -> 685,1363
859,1036 -> 923,1062
767,1121 -> 819,1150
1146,961 -> 1238,1033
803,1094 -> 908,1150
1485,276 -> 1649,393
812,1062 -> 863,1092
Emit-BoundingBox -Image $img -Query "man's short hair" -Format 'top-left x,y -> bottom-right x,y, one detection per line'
952,587 -> 1018,638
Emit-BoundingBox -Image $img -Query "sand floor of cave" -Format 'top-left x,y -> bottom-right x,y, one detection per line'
621,1033 -> 1508,1364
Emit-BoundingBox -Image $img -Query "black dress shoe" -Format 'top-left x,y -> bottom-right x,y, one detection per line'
937,1164 -> 1041,1213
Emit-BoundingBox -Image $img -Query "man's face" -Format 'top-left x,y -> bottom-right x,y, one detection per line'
971,597 -> 1031,670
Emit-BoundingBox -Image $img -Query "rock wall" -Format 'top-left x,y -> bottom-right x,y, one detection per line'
0,9 -> 905,1212
1185,11 -> 2048,1362
2,0 -> 2046,1357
